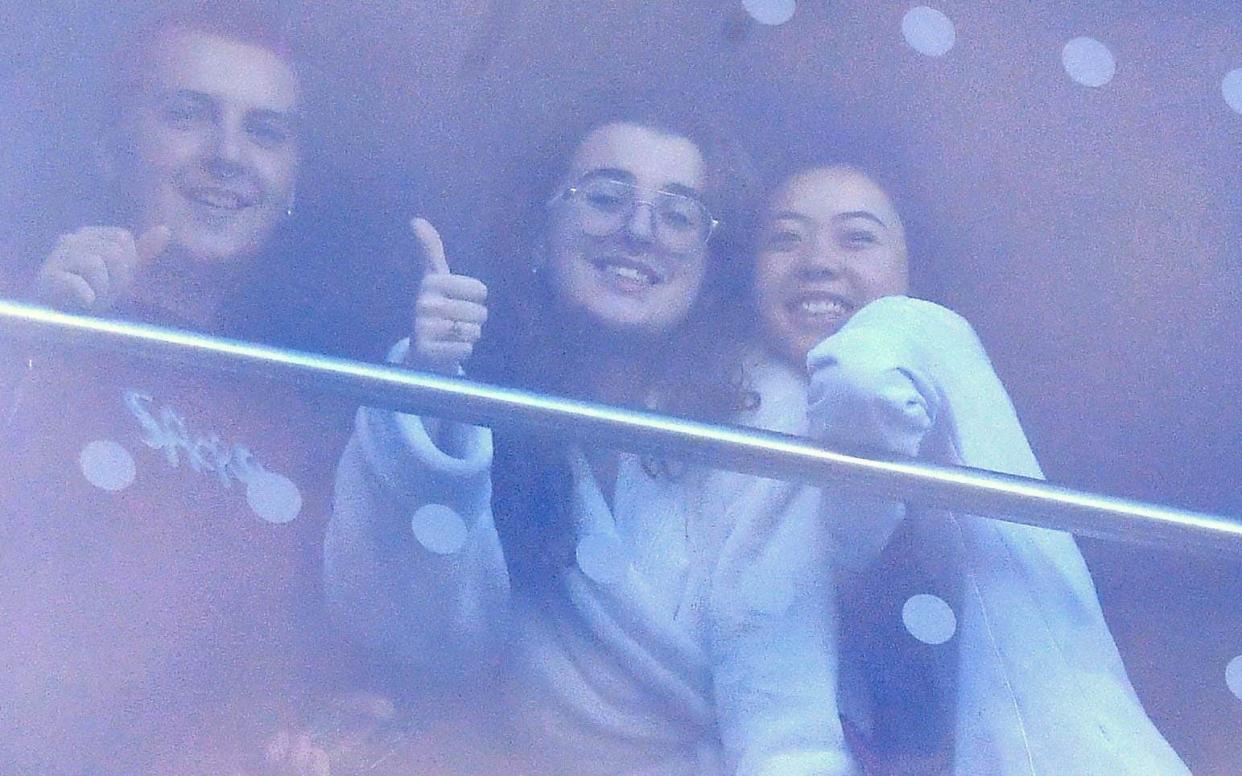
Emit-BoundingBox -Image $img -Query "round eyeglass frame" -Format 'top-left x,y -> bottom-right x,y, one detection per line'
547,179 -> 720,253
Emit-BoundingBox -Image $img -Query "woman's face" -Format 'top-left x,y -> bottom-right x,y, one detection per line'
754,166 -> 910,366
545,122 -> 711,337
120,29 -> 301,265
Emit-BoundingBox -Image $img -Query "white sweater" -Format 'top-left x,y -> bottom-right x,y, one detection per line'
325,343 -> 855,775
807,296 -> 1190,775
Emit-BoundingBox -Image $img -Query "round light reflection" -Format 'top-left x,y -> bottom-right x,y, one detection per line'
1222,69 -> 1242,116
1062,37 -> 1116,88
410,503 -> 468,555
79,439 -> 136,492
1226,654 -> 1242,702
742,0 -> 796,27
902,593 -> 957,645
246,470 -> 303,524
576,533 -> 629,587
902,6 -> 956,58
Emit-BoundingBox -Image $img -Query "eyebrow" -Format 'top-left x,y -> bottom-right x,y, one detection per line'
834,210 -> 888,228
578,168 -> 705,200
156,88 -> 301,124
579,167 -> 635,185
767,210 -> 888,228
158,88 -> 213,105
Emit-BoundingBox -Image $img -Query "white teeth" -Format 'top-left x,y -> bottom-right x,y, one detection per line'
799,298 -> 845,316
605,263 -> 654,284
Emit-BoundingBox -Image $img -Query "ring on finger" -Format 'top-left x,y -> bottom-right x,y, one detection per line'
450,320 -> 468,341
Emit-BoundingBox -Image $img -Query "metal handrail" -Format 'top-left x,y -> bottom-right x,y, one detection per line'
1,298 -> 1239,556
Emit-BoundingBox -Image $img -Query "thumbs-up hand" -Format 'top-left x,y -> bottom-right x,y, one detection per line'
33,224 -> 172,313
408,217 -> 488,374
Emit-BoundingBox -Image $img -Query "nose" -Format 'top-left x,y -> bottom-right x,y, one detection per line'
799,241 -> 844,280
205,121 -> 248,179
622,200 -> 657,246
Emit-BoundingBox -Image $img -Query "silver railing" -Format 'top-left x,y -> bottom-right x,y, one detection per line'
2,298 -> 1239,556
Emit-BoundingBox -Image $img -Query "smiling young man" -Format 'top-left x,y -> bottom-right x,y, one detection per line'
0,8 -> 358,774
33,11 -> 300,326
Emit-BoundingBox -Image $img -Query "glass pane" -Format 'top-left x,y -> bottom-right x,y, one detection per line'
1,3 -> 1238,774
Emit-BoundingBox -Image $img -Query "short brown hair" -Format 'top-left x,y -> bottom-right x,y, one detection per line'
109,1 -> 299,114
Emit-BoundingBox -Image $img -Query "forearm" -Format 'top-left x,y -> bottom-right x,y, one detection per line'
324,404 -> 511,679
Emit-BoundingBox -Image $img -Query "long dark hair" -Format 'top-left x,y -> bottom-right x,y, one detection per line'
468,90 -> 760,590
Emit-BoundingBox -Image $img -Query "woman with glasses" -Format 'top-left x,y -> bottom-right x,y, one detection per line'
325,98 -> 854,774
750,157 -> 1189,774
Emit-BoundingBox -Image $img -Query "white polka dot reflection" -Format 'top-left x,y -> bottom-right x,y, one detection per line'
576,533 -> 629,587
1226,655 -> 1242,702
410,504 -> 468,555
1062,37 -> 1116,88
902,593 -> 957,645
245,470 -> 303,524
901,6 -> 955,58
1222,69 -> 1242,116
79,439 -> 136,492
742,0 -> 796,27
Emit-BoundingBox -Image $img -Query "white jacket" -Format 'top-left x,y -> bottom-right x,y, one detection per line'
808,296 -> 1190,775
325,341 -> 855,775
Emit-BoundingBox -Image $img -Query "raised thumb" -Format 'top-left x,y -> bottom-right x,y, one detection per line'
410,217 -> 450,275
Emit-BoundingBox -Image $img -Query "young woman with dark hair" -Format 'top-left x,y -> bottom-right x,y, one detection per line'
325,99 -> 854,774
751,159 -> 1190,774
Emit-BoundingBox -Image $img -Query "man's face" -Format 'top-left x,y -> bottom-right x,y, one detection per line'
120,29 -> 301,265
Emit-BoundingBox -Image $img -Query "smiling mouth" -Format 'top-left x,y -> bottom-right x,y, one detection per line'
789,293 -> 853,320
592,257 -> 662,287
184,187 -> 253,211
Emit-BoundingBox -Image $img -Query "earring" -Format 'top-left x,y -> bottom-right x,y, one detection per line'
285,189 -> 297,218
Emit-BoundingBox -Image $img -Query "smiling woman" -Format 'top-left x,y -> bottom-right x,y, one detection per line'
755,165 -> 910,368
749,155 -> 1192,773
324,93 -> 857,774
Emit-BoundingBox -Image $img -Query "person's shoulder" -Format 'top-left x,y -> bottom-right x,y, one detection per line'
848,296 -> 976,340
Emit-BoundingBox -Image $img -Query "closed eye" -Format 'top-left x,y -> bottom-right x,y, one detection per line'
584,190 -> 629,212
656,196 -> 702,231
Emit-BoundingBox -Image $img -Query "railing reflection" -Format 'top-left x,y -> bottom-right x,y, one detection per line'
2,297 -> 1239,556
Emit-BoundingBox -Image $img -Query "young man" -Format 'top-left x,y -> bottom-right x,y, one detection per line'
0,8 -> 355,773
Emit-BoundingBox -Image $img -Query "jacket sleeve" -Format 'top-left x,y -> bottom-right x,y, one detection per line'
805,296 -> 1040,576
323,340 -> 511,680
805,296 -> 1189,774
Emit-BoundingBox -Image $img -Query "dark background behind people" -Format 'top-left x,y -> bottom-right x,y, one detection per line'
2,1 -> 1240,773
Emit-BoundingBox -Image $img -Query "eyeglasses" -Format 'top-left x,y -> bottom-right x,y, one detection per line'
549,177 -> 718,254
